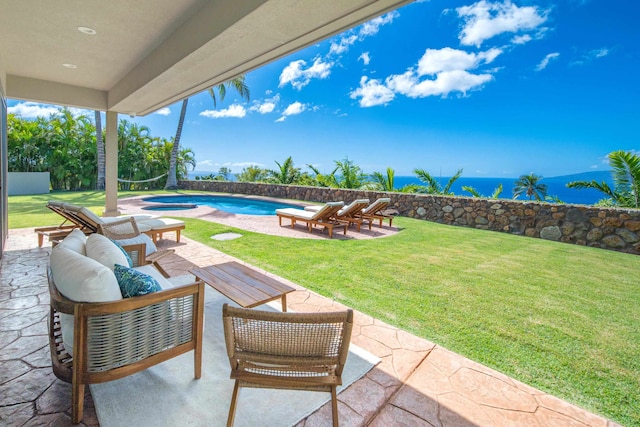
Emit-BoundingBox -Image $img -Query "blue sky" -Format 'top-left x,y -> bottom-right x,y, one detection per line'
8,0 -> 639,177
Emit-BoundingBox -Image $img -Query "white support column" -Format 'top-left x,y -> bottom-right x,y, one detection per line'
104,111 -> 120,217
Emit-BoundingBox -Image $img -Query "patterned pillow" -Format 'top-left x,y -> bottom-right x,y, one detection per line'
114,264 -> 161,298
111,240 -> 134,267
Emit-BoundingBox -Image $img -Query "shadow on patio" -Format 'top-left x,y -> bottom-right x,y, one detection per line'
0,229 -> 615,426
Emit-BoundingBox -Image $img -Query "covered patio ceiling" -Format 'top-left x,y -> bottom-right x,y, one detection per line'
0,0 -> 412,116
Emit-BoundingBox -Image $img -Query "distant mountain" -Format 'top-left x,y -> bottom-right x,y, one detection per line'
546,171 -> 613,183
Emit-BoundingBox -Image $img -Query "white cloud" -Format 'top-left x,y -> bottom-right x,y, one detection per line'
511,34 -> 532,44
327,11 -> 398,57
571,47 -> 610,66
249,94 -> 279,114
197,160 -> 214,168
155,107 -> 171,116
330,35 -> 358,55
275,102 -> 306,122
359,52 -> 371,65
282,102 -> 306,116
350,46 -> 498,106
232,161 -> 266,169
592,48 -> 609,58
359,11 -> 399,37
387,69 -> 493,98
279,58 -> 332,90
456,0 -> 548,47
257,102 -> 276,114
199,104 -> 246,118
197,160 -> 265,172
349,76 -> 395,107
417,47 -> 501,74
535,52 -> 560,71
8,102 -> 64,118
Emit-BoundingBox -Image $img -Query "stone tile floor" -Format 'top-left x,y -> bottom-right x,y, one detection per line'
0,228 -> 620,426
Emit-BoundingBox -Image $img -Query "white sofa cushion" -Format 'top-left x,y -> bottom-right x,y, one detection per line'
51,246 -> 123,353
86,233 -> 130,270
56,228 -> 88,255
134,265 -> 195,290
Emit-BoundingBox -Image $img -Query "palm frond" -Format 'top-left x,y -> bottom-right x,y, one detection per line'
442,168 -> 463,195
462,186 -> 482,197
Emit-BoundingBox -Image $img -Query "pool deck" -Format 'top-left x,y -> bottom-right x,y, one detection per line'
0,227 -> 618,426
118,194 -> 399,240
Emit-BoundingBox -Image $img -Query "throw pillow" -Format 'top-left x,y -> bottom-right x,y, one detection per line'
50,246 -> 123,353
115,233 -> 157,256
86,233 -> 130,271
111,240 -> 134,267
56,228 -> 88,255
114,264 -> 162,298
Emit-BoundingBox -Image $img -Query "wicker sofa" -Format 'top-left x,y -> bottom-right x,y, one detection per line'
48,229 -> 205,424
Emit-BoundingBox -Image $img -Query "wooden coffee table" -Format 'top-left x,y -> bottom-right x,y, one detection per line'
190,261 -> 295,311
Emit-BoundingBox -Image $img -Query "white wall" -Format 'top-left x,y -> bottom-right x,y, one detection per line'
8,172 -> 50,195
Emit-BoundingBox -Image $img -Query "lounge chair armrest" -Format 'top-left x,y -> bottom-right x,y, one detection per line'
146,248 -> 174,263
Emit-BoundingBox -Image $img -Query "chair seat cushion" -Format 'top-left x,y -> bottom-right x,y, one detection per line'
139,218 -> 185,230
275,208 -> 317,220
114,233 -> 158,256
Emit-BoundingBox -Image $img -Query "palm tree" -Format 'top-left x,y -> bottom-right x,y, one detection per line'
567,150 -> 640,208
237,165 -> 268,182
268,156 -> 301,184
334,158 -> 367,189
513,174 -> 548,200
462,183 -> 503,199
370,167 -> 395,191
165,76 -> 250,189
413,168 -> 463,195
307,164 -> 339,187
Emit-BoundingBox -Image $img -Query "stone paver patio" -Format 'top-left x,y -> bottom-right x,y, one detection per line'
0,227 -> 620,426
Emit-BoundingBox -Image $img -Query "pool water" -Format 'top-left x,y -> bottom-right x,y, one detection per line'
143,195 -> 299,216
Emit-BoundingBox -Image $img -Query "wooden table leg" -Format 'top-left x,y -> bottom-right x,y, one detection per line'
281,294 -> 287,312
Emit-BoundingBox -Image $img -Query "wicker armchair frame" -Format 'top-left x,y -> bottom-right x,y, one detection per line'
48,267 -> 205,424
222,304 -> 353,427
97,217 -> 174,278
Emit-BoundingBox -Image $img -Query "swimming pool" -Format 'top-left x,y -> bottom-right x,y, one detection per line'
143,195 -> 300,216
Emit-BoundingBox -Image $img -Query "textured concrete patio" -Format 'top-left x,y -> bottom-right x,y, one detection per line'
0,228 -> 619,426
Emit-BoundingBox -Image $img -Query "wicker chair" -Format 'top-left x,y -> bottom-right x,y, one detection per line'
97,216 -> 173,277
222,304 -> 353,427
48,268 -> 205,423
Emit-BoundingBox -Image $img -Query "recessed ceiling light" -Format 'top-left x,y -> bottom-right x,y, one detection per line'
62,63 -> 77,69
77,26 -> 96,35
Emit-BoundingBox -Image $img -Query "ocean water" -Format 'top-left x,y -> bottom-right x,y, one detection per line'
392,176 -> 608,205
188,172 -> 612,206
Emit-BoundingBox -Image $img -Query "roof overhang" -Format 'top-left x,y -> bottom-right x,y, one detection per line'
0,0 -> 412,116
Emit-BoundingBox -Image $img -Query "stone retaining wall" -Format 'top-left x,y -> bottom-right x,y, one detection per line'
179,180 -> 640,254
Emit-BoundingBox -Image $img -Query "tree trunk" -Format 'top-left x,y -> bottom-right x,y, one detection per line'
95,110 -> 105,190
165,98 -> 188,190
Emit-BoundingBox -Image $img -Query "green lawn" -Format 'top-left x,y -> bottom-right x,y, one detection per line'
9,191 -> 640,426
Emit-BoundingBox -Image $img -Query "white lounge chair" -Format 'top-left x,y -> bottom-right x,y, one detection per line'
358,197 -> 393,227
305,199 -> 371,231
276,201 -> 347,238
